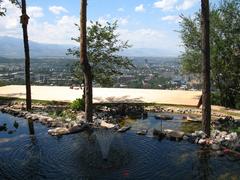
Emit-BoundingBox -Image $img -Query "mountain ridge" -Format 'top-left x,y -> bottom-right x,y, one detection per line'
0,36 -> 179,58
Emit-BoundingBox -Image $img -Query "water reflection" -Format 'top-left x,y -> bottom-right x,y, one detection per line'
28,119 -> 35,135
0,112 -> 240,179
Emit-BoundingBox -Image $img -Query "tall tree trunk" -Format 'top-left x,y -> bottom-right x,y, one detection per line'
20,0 -> 34,135
20,0 -> 31,111
201,0 -> 211,137
80,0 -> 93,122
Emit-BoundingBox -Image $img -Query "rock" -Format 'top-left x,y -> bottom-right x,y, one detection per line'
118,126 -> 131,133
211,144 -> 221,151
137,129 -> 148,135
195,131 -> 206,138
153,129 -> 165,139
183,135 -> 189,140
163,129 -> 173,134
184,116 -> 201,122
166,130 -> 185,141
225,132 -> 238,142
154,115 -> 173,120
216,150 -> 224,157
48,127 -> 70,136
0,123 -> 7,131
198,139 -> 206,145
7,130 -> 16,134
47,118 -> 54,123
194,137 -> 200,144
65,118 -> 71,122
68,124 -> 89,134
100,121 -> 115,129
187,136 -> 197,144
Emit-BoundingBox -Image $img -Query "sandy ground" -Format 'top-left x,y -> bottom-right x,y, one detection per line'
0,85 -> 202,106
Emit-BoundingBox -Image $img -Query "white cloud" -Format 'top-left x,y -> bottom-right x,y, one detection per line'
161,15 -> 181,23
28,15 -> 79,44
118,28 -> 164,48
27,6 -> 44,18
0,0 -> 78,45
118,28 -> 181,55
176,0 -> 198,10
135,4 -> 145,12
118,17 -> 128,25
117,8 -> 124,12
154,0 -> 197,11
154,0 -> 177,11
49,6 -> 68,15
97,15 -> 128,26
0,0 -> 21,33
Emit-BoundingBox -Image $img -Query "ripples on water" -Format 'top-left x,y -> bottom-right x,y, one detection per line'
0,112 -> 240,179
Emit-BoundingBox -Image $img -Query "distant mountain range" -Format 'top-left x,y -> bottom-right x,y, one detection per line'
0,36 -> 71,58
0,36 -> 179,58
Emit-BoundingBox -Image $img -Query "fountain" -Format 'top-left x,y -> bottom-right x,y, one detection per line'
94,128 -> 115,160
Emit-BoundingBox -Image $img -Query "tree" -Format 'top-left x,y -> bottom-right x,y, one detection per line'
1,0 -> 32,111
179,0 -> 240,109
68,21 -> 133,88
20,0 -> 31,111
80,0 -> 92,122
201,0 -> 211,136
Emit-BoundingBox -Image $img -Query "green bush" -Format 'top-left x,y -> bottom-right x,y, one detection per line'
211,92 -> 221,106
70,98 -> 85,111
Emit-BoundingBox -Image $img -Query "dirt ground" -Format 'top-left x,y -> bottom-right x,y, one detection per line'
0,85 -> 201,106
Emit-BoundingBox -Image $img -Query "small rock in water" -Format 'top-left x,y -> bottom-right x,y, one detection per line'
153,129 -> 165,138
166,130 -> 184,141
154,115 -> 173,120
118,126 -> 131,133
48,127 -> 70,136
216,150 -> 224,157
183,135 -> 189,141
7,130 -> 16,134
137,129 -> 148,135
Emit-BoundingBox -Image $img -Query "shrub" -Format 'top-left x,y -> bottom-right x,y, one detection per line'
70,98 -> 85,111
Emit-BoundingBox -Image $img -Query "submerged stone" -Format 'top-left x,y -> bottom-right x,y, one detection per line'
137,129 -> 148,135
118,126 -> 131,133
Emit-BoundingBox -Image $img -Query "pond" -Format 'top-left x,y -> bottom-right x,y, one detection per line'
0,112 -> 240,179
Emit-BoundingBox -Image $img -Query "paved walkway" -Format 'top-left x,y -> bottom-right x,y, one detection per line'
0,85 -> 202,106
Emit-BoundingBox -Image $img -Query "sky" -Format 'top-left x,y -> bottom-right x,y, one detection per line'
0,0 -> 220,56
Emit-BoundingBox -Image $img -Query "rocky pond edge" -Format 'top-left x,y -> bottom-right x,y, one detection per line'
0,104 -> 240,159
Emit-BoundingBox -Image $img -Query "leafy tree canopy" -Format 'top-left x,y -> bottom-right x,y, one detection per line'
67,21 -> 133,87
179,0 -> 240,108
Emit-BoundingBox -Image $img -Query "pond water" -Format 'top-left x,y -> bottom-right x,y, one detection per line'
0,112 -> 240,180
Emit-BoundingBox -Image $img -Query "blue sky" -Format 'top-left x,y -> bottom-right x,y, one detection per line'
0,0 -> 220,56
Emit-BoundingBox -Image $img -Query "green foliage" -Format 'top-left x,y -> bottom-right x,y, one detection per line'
67,21 -> 134,87
0,80 -> 6,87
179,0 -> 240,108
211,92 -> 221,106
70,98 -> 85,111
60,109 -> 77,120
